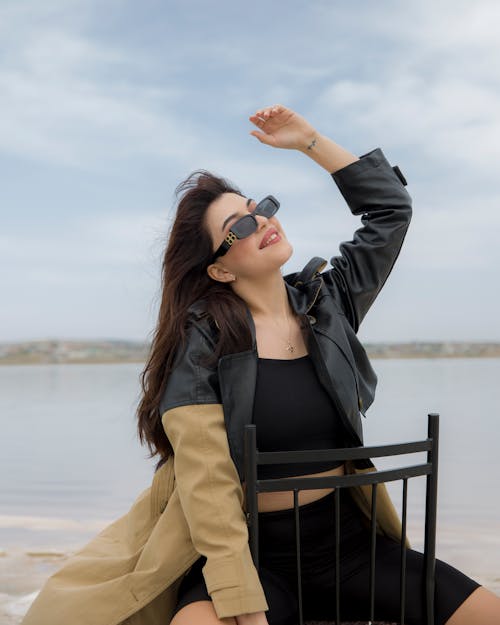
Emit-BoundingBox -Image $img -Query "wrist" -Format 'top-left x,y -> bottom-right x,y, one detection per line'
298,131 -> 321,154
298,133 -> 359,172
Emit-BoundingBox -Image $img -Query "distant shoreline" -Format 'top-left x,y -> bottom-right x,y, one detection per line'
1,340 -> 500,365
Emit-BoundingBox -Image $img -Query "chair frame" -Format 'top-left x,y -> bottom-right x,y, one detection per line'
244,412 -> 439,625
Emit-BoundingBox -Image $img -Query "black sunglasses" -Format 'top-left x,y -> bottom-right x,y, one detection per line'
211,195 -> 280,262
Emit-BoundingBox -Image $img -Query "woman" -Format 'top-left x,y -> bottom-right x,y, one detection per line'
136,104 -> 500,625
21,105 -> 500,625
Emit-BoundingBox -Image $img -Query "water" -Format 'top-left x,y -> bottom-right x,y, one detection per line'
0,359 -> 499,621
0,363 -> 153,524
363,358 -> 500,525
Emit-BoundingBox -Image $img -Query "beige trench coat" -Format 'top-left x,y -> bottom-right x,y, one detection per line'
21,403 -> 409,625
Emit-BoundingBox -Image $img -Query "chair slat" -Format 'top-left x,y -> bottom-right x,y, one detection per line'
335,488 -> 341,625
424,413 -> 439,625
255,463 -> 432,493
400,478 -> 408,624
257,439 -> 432,464
294,489 -> 304,625
369,483 -> 378,623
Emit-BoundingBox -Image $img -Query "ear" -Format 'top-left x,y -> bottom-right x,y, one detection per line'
206,262 -> 236,283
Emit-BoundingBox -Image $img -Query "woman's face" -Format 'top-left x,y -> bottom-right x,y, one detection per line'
205,192 -> 293,282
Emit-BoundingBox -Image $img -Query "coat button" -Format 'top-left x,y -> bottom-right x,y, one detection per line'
307,315 -> 317,325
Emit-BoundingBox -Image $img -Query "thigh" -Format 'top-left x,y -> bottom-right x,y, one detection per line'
170,600 -> 236,625
309,535 -> 481,625
172,556 -> 299,625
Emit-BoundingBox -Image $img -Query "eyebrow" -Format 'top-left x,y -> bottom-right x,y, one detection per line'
221,197 -> 252,232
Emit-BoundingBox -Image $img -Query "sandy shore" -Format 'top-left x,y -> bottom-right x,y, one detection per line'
0,513 -> 112,624
0,549 -> 70,625
1,518 -> 499,624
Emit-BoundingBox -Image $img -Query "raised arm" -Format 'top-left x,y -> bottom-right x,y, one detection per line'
249,104 -> 412,331
324,148 -> 411,330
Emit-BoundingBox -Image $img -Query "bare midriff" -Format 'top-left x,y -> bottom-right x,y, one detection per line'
242,463 -> 345,512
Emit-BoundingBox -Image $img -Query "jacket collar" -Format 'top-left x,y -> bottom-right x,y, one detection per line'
244,256 -> 327,348
284,255 -> 327,316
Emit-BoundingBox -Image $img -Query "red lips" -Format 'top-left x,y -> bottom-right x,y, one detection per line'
259,227 -> 279,249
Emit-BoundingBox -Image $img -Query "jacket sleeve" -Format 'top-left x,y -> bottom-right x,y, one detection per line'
322,147 -> 412,333
160,323 -> 269,619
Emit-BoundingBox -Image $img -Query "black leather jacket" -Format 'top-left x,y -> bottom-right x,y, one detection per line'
160,147 -> 412,480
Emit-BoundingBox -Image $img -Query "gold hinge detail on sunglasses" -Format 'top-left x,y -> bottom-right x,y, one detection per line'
225,232 -> 237,245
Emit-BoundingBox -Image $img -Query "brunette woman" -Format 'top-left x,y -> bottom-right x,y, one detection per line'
136,104 -> 500,625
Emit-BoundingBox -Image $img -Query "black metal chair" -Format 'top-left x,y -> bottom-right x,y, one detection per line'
244,413 -> 440,625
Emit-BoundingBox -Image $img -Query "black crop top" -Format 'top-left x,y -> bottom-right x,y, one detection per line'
251,355 -> 346,479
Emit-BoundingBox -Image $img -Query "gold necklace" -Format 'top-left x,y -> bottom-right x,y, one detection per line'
284,310 -> 295,353
272,306 -> 295,353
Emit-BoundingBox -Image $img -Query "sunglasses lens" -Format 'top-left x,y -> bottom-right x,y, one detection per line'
255,195 -> 279,217
231,214 -> 257,239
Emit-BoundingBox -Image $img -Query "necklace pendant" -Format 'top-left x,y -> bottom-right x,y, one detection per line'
286,343 -> 295,353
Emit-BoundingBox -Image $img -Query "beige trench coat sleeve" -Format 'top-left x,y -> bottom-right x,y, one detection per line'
162,402 -> 268,619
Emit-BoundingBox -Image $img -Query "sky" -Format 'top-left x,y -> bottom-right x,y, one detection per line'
1,0 -> 500,344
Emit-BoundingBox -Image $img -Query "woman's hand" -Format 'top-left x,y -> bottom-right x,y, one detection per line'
249,104 -> 317,151
250,103 -> 359,173
232,611 -> 269,625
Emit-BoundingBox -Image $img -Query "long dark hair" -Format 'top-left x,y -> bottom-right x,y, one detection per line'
137,170 -> 252,469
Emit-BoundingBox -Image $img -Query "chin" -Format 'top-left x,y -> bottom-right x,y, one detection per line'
282,241 -> 293,261
274,243 -> 294,268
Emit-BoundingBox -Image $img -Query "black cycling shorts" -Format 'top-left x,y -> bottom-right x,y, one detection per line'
172,488 -> 481,625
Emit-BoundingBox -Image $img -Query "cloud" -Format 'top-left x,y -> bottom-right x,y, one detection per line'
308,0 -> 500,178
0,7 -> 198,169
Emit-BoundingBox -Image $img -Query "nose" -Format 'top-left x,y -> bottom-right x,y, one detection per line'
254,213 -> 269,230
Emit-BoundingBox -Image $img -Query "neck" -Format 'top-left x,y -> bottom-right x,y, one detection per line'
232,270 -> 293,320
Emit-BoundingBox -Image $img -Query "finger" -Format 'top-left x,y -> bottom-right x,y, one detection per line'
250,130 -> 266,141
249,130 -> 276,146
257,107 -> 280,123
269,105 -> 287,117
250,104 -> 284,126
253,106 -> 276,119
254,106 -> 271,116
264,104 -> 284,116
249,115 -> 267,128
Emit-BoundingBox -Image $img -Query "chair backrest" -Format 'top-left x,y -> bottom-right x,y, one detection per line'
244,412 -> 439,625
